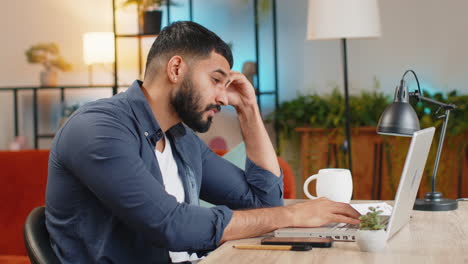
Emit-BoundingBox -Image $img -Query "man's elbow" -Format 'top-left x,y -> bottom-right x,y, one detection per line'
153,230 -> 195,252
257,194 -> 284,208
154,225 -> 217,252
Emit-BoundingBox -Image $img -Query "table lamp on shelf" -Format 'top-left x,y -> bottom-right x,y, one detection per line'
83,32 -> 115,85
307,0 -> 382,173
377,69 -> 458,211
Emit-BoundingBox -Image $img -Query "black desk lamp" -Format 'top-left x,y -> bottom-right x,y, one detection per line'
377,70 -> 458,211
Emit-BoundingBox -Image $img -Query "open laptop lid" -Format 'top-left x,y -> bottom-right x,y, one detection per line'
386,127 -> 435,240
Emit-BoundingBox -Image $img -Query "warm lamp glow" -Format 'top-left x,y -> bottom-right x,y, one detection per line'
83,32 -> 115,65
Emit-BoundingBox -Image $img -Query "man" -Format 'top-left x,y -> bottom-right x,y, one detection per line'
46,21 -> 360,264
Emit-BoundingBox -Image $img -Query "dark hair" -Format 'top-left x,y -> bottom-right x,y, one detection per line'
144,21 -> 233,80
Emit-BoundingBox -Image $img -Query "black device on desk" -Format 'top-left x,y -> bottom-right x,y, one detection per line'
261,237 -> 333,248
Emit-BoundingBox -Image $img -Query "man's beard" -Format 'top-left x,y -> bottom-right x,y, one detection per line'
170,75 -> 221,133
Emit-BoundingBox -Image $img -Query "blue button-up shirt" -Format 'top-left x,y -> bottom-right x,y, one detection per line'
46,80 -> 284,264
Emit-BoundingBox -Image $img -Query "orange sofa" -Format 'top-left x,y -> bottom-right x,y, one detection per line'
0,150 -> 49,264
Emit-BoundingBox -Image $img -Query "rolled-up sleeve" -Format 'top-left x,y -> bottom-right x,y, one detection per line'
56,109 -> 232,251
199,140 -> 284,209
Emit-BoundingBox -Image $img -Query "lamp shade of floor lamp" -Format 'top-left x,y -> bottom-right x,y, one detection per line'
307,0 -> 382,172
83,32 -> 115,85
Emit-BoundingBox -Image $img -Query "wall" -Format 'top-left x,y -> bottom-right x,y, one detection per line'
277,0 -> 468,102
1,0 -> 467,150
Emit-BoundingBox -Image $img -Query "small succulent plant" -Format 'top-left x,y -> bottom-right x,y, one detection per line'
359,206 -> 386,230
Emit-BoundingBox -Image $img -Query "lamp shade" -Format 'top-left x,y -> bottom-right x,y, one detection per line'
307,0 -> 382,40
377,103 -> 421,136
83,32 -> 115,65
377,82 -> 420,137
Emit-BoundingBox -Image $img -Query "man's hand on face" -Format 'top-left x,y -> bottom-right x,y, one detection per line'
225,71 -> 257,111
287,197 -> 361,227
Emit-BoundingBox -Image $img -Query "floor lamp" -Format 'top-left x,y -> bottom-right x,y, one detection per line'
307,0 -> 382,172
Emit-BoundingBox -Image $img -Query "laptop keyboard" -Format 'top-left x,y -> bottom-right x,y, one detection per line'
334,215 -> 390,231
334,223 -> 359,231
273,216 -> 391,242
324,217 -> 390,241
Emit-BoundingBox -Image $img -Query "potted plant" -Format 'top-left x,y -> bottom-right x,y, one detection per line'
25,43 -> 72,87
356,206 -> 387,252
122,0 -> 176,35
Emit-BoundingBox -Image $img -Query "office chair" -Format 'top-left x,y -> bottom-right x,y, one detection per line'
23,206 -> 60,264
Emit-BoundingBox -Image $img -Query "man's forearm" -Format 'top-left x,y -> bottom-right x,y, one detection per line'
220,206 -> 292,243
236,104 -> 281,177
219,198 -> 362,244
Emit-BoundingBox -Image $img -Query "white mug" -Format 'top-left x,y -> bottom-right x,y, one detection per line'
303,168 -> 353,203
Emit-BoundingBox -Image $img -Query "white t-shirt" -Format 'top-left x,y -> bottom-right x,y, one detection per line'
155,135 -> 202,263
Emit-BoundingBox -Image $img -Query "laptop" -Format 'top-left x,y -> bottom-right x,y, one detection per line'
274,127 -> 435,242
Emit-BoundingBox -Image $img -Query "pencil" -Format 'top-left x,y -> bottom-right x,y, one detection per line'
232,244 -> 311,251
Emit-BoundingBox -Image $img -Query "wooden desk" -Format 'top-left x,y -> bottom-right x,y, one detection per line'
200,200 -> 468,264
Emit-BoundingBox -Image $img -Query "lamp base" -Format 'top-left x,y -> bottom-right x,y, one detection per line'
413,192 -> 458,211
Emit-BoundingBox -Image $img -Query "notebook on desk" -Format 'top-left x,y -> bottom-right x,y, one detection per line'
274,127 -> 435,242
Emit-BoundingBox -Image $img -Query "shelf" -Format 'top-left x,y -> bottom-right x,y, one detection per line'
256,91 -> 276,95
116,34 -> 158,38
37,134 -> 55,139
0,85 -> 129,91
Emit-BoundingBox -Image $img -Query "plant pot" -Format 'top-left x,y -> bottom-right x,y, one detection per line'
141,10 -> 162,35
356,229 -> 387,252
40,70 -> 58,87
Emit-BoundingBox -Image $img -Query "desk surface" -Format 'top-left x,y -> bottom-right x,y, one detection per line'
200,200 -> 468,264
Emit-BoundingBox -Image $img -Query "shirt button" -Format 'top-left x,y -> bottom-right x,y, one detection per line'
156,130 -> 163,138
144,132 -> 149,136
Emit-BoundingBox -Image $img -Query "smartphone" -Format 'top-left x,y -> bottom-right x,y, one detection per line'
261,237 -> 333,248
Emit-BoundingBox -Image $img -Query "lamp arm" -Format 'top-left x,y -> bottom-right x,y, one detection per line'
402,70 -> 456,110
409,91 -> 456,193
430,108 -> 451,193
410,92 -> 457,110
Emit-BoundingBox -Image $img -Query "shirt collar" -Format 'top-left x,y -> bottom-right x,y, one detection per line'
126,80 -> 186,142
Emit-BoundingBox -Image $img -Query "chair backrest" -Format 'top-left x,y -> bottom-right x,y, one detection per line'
277,156 -> 297,199
23,207 -> 60,264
